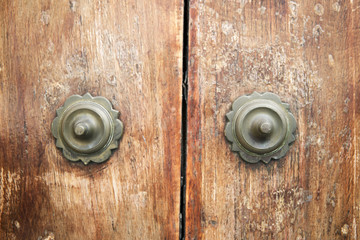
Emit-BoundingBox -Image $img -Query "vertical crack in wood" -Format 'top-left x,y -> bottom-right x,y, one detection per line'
180,0 -> 190,239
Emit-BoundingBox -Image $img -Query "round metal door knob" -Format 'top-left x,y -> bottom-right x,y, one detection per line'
51,93 -> 124,165
225,92 -> 296,163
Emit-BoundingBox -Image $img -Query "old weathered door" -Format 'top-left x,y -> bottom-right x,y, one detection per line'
185,0 -> 360,239
1,0 -> 360,240
0,0 -> 183,239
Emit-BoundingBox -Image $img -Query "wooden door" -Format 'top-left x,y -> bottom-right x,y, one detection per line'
1,0 -> 360,240
0,0 -> 183,239
185,0 -> 360,239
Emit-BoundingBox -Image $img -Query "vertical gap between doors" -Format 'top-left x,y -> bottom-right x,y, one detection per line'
179,0 -> 190,239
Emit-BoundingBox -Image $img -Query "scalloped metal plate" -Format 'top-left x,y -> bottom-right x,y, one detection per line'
225,92 -> 296,163
51,93 -> 124,165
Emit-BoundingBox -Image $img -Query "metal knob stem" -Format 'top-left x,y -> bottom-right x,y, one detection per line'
257,120 -> 272,135
74,123 -> 88,136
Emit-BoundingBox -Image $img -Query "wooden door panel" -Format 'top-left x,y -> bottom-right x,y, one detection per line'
0,0 -> 183,239
186,0 -> 359,239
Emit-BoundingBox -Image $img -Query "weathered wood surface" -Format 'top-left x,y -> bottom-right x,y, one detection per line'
0,0 -> 183,239
186,0 -> 359,239
354,1 -> 360,239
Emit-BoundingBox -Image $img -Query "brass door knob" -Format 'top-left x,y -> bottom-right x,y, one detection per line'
225,92 -> 296,163
51,93 -> 124,164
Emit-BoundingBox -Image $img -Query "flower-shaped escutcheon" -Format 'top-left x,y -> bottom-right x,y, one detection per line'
51,93 -> 124,165
225,92 -> 296,163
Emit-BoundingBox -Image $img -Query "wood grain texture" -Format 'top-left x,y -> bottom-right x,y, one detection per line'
185,0 -> 359,239
0,0 -> 183,239
353,1 -> 360,239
